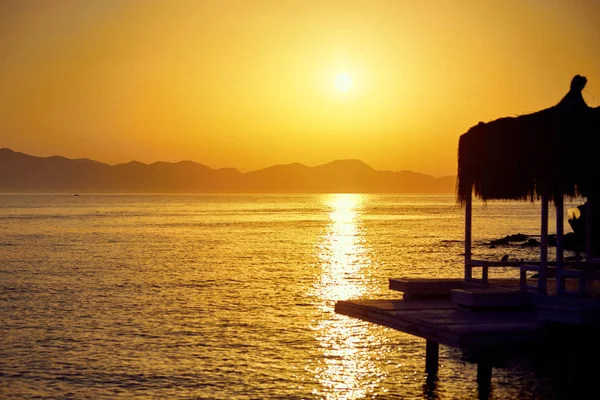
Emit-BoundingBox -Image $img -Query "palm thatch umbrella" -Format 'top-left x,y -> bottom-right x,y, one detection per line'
456,75 -> 600,295
458,75 -> 600,203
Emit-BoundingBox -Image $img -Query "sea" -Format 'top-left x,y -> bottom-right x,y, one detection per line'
0,194 -> 580,399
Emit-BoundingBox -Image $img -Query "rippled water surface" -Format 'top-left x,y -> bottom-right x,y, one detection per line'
0,194 -> 575,399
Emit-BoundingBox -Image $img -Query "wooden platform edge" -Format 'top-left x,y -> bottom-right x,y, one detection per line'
335,300 -> 460,348
335,299 -> 543,350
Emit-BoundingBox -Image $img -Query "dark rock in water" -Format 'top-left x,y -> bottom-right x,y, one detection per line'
507,233 -> 528,242
489,231 -> 585,252
490,237 -> 510,246
521,238 -> 540,247
490,233 -> 529,246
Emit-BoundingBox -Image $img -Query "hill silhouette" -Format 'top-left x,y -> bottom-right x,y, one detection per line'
0,148 -> 456,193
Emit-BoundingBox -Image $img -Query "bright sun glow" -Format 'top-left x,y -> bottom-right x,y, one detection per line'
334,72 -> 354,93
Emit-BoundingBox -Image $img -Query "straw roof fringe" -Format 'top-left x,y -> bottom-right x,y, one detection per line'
457,75 -> 600,204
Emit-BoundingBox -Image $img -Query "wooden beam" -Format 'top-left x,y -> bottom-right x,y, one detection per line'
556,196 -> 565,294
465,193 -> 472,281
539,193 -> 549,294
586,199 -> 593,260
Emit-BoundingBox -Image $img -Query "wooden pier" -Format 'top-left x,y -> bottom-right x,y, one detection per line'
335,276 -> 600,393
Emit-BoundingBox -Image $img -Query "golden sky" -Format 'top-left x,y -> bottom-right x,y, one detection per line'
1,0 -> 599,177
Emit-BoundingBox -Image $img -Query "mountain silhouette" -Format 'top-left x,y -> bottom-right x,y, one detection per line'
0,148 -> 456,193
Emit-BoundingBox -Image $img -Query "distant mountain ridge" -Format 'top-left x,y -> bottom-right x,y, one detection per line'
0,148 -> 456,193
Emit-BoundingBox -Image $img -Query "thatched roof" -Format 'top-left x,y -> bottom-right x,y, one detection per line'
457,75 -> 600,204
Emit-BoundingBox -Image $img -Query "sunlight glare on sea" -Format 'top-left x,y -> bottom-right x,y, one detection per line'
310,194 -> 389,399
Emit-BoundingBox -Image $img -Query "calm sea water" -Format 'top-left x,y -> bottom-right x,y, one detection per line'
0,194 -> 577,399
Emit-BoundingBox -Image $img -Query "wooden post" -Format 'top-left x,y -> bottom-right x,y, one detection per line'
539,193 -> 549,294
567,331 -> 591,398
481,263 -> 488,284
465,193 -> 472,281
586,199 -> 593,260
476,361 -> 492,396
424,372 -> 439,399
425,340 -> 439,375
556,196 -> 565,294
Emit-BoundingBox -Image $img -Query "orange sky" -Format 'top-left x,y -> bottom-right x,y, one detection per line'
1,0 -> 599,177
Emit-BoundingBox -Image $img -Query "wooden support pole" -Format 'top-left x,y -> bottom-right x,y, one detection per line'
425,340 -> 439,375
586,199 -> 593,260
567,334 -> 589,398
424,372 -> 438,399
556,196 -> 565,295
539,193 -> 549,294
476,361 -> 492,396
465,193 -> 472,281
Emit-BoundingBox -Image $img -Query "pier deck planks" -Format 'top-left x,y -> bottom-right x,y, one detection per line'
335,298 -> 541,349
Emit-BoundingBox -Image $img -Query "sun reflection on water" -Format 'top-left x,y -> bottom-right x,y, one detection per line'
309,194 -> 389,399
317,194 -> 369,303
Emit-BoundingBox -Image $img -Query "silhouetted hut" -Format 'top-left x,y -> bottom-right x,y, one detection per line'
457,75 -> 600,295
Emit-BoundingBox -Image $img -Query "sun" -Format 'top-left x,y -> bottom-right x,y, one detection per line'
334,72 -> 353,93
